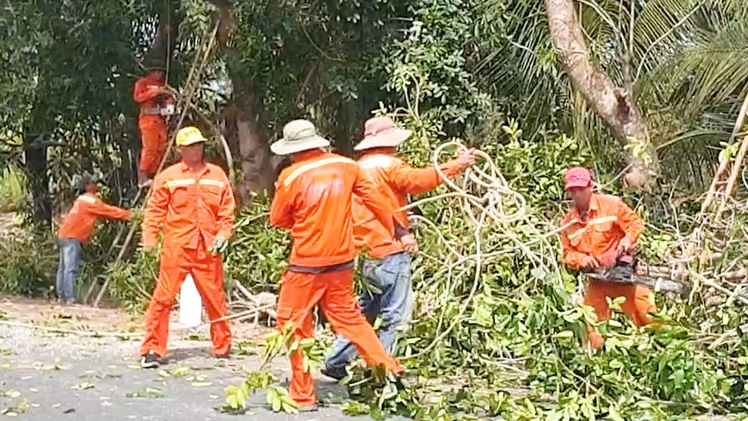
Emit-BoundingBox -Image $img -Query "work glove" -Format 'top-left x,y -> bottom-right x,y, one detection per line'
211,236 -> 228,255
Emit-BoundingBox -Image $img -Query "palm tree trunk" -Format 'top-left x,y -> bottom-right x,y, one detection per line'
545,0 -> 658,188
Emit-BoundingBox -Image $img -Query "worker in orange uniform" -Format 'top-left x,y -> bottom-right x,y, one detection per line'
559,166 -> 655,351
270,119 -> 405,411
139,126 -> 235,369
322,116 -> 476,380
56,174 -> 131,305
133,63 -> 175,188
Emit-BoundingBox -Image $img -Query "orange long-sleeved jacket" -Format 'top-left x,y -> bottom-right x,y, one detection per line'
142,162 -> 235,250
560,194 -> 644,269
352,152 -> 462,258
270,150 -> 406,268
58,193 -> 131,244
133,76 -> 170,121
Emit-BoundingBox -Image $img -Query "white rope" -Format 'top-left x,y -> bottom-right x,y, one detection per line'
402,142 -> 547,358
402,141 -> 527,225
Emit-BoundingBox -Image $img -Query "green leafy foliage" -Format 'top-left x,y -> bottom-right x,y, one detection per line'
222,323 -> 329,414
106,250 -> 158,313
266,386 -> 298,414
3,0 -> 748,419
0,166 -> 27,212
0,227 -> 55,296
224,196 -> 289,294
382,0 -> 492,137
223,371 -> 275,411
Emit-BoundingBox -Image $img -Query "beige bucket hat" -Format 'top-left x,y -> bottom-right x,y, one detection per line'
354,116 -> 412,151
271,119 -> 331,155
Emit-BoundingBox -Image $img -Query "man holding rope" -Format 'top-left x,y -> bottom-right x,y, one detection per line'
559,166 -> 655,351
139,126 -> 235,368
322,116 -> 476,380
269,119 -> 405,411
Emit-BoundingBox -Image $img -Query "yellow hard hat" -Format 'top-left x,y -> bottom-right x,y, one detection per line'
175,126 -> 207,146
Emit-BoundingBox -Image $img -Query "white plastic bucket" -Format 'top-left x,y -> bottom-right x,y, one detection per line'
179,274 -> 202,327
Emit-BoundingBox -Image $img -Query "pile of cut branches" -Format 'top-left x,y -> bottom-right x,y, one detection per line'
215,119 -> 748,420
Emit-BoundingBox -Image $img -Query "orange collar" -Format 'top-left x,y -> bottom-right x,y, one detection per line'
293,149 -> 327,164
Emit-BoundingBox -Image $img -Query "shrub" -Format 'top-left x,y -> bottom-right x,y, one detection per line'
0,227 -> 56,297
0,166 -> 28,212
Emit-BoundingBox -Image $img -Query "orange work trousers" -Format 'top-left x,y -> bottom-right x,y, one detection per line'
276,268 -> 403,407
584,279 -> 655,351
140,244 -> 231,357
138,116 -> 168,176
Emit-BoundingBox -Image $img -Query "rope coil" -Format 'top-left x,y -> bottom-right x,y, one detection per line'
402,141 -> 553,358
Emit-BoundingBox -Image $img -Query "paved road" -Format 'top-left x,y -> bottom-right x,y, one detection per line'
0,323 -> 400,420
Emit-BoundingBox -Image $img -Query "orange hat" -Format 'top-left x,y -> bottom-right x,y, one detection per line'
564,167 -> 592,190
354,116 -> 412,151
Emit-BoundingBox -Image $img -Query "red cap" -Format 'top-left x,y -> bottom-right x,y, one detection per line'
564,167 -> 592,190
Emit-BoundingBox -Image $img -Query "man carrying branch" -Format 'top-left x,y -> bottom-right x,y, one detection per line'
322,116 -> 476,380
559,166 -> 655,351
269,119 -> 404,411
56,174 -> 131,305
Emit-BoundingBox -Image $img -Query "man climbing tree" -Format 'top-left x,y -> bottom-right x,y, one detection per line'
133,61 -> 174,188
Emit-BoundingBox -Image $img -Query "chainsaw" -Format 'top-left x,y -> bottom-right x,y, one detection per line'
583,254 -> 691,296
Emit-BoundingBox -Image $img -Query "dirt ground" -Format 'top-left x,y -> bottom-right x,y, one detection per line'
0,295 -> 398,420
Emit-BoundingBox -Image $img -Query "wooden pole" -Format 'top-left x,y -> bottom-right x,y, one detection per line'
702,91 -> 748,213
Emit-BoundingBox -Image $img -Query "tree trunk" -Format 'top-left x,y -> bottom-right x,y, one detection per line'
224,93 -> 274,201
22,126 -> 51,226
208,0 -> 274,201
332,100 -> 356,157
545,0 -> 658,188
142,3 -> 180,70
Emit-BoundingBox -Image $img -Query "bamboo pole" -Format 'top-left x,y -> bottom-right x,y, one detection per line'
702,91 -> 748,213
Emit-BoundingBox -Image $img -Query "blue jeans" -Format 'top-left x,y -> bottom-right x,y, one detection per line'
55,238 -> 82,302
325,252 -> 412,371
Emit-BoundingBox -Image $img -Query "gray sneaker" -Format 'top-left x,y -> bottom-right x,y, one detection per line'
140,351 -> 160,369
320,365 -> 346,381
